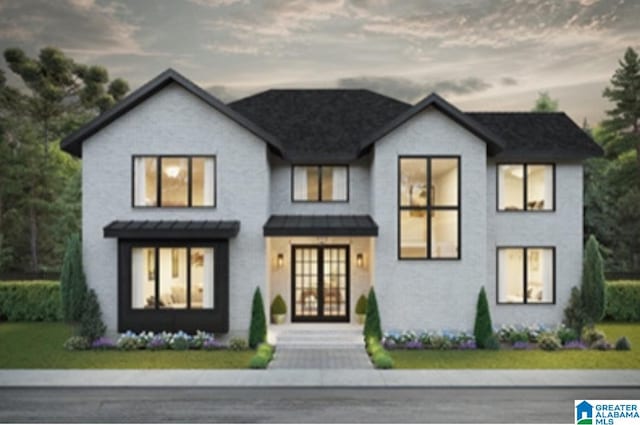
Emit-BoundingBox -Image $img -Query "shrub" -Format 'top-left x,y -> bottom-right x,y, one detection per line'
605,281 -> 640,321
257,343 -> 275,361
60,234 -> 87,322
563,286 -> 588,335
248,287 -> 267,348
147,335 -> 169,350
170,331 -> 191,350
64,336 -> 90,351
270,295 -> 286,316
229,337 -> 249,351
538,334 -> 561,351
355,295 -> 367,315
117,331 -> 140,351
581,235 -> 606,324
473,287 -> 493,349
483,335 -> 500,350
0,280 -> 62,321
190,330 -> 214,349
91,337 -> 116,350
615,336 -> 631,351
591,339 -> 612,351
249,354 -> 270,369
372,351 -> 394,369
79,289 -> 106,342
363,288 -> 382,341
508,330 -> 529,344
581,327 -> 606,345
556,325 -> 578,345
431,336 -> 453,350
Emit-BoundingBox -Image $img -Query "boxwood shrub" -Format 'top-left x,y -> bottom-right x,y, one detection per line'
0,280 -> 62,321
605,281 -> 640,321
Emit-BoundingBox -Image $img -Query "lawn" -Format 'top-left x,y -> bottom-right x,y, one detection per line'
391,323 -> 640,369
0,322 -> 254,369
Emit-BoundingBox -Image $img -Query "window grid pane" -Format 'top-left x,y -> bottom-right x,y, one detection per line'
498,247 -> 555,304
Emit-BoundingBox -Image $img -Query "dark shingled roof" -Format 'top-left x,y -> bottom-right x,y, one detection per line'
467,112 -> 603,160
103,220 -> 240,239
263,215 -> 378,237
228,89 -> 410,163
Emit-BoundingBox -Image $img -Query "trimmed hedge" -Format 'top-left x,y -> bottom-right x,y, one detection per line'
0,280 -> 62,321
605,280 -> 640,321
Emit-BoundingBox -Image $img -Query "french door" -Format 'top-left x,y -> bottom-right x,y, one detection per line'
291,245 -> 350,322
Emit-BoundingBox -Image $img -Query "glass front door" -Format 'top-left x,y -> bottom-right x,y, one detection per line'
292,245 -> 349,322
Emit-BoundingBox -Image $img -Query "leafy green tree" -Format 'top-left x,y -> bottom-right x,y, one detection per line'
581,235 -> 606,324
60,233 -> 87,321
79,288 -> 106,342
473,287 -> 493,349
532,91 -> 559,112
248,287 -> 267,348
363,288 -> 382,341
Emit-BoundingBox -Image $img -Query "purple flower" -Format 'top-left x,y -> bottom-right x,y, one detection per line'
404,340 -> 424,350
203,338 -> 225,350
563,340 -> 587,350
147,336 -> 169,350
91,337 -> 116,350
512,341 -> 529,350
458,340 -> 477,350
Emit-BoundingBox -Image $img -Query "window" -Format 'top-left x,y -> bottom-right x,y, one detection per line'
497,247 -> 555,304
498,164 -> 554,211
398,156 -> 460,259
131,246 -> 214,309
133,156 -> 215,207
292,165 -> 348,202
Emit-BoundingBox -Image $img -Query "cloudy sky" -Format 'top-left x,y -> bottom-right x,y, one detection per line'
1,0 -> 639,125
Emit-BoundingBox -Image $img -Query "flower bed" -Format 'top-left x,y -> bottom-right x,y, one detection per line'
64,330 -> 235,351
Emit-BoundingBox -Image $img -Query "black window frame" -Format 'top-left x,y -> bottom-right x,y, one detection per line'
132,155 -> 217,208
118,239 -> 229,333
496,163 -> 556,212
496,246 -> 556,305
291,165 -> 350,203
397,155 -> 461,261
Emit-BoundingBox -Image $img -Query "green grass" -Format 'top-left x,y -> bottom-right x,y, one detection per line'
392,323 -> 640,369
0,322 -> 253,369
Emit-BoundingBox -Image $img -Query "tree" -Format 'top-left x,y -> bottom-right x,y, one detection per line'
473,287 -> 493,349
60,233 -> 87,321
532,91 -> 559,112
581,235 -> 606,324
248,287 -> 267,348
603,47 -> 640,177
563,286 -> 588,335
363,288 -> 382,341
79,288 -> 106,342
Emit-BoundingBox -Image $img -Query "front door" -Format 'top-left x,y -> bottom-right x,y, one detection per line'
291,245 -> 350,322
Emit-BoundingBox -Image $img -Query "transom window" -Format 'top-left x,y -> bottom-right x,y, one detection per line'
498,164 -> 554,211
131,246 -> 214,310
497,247 -> 555,304
133,156 -> 215,207
398,156 -> 460,259
292,165 -> 348,202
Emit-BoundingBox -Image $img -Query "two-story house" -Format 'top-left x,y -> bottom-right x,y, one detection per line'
60,69 -> 602,335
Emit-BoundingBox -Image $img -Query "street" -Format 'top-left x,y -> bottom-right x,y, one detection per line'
1,387 -> 639,423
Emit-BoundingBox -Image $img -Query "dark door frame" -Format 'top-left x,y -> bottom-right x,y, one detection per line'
291,244 -> 350,323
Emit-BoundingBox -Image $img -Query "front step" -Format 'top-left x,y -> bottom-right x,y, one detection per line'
269,325 -> 365,349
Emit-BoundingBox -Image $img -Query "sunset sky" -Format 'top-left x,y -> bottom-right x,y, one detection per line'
1,0 -> 639,125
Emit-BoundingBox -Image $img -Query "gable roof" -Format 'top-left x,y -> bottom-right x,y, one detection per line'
358,93 -> 506,156
467,112 -> 604,160
60,69 -> 283,157
228,89 -> 410,163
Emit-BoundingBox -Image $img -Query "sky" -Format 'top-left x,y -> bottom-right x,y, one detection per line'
0,0 -> 639,125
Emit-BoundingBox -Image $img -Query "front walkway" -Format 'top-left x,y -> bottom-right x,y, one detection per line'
268,323 -> 372,369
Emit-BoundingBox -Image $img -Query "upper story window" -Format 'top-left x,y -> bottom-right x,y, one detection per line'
292,165 -> 348,202
133,156 -> 216,208
497,164 -> 554,211
398,156 -> 460,260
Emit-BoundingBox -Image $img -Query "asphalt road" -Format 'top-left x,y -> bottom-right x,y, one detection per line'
1,387 -> 639,423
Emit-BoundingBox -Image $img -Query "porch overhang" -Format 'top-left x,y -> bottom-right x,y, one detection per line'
263,215 -> 378,237
103,220 -> 240,240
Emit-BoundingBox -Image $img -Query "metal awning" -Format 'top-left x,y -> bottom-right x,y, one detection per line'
263,215 -> 378,237
104,220 -> 240,240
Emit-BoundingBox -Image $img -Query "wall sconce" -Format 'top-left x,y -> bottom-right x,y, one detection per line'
356,253 -> 364,268
276,253 -> 284,268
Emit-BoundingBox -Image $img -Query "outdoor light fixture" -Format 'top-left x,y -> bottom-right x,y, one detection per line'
356,253 -> 364,268
277,253 -> 284,268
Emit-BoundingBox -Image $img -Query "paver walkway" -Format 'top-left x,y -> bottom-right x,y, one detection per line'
268,324 -> 372,369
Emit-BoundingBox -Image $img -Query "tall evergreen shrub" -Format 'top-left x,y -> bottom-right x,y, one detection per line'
473,286 -> 493,349
60,234 -> 87,322
581,235 -> 606,324
363,288 -> 382,341
248,287 -> 267,348
79,289 -> 106,342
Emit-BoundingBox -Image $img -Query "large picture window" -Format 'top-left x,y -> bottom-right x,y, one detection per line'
497,247 -> 555,304
498,164 -> 554,211
292,165 -> 348,202
133,156 -> 215,207
131,246 -> 214,309
398,156 -> 460,259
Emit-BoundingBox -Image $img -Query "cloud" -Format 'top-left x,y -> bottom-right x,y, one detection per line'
337,75 -> 492,102
207,85 -> 236,102
501,77 -> 518,86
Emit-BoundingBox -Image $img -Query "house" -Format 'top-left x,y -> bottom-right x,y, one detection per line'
60,69 -> 603,335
